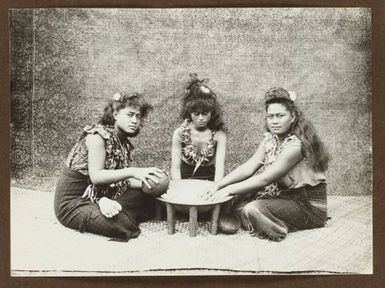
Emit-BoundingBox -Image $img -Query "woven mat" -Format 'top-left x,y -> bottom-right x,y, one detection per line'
10,188 -> 372,276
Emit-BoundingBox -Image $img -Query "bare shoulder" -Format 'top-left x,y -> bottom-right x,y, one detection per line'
214,129 -> 227,141
174,126 -> 183,134
86,133 -> 105,147
173,126 -> 183,138
280,142 -> 303,161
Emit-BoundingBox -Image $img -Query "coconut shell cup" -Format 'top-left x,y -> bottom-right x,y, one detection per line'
141,171 -> 170,197
219,213 -> 241,234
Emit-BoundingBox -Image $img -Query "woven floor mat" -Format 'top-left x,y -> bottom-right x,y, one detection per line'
10,188 -> 372,276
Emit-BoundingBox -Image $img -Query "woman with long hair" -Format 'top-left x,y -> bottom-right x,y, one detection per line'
205,87 -> 330,241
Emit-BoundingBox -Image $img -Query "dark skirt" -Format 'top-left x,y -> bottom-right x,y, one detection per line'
54,167 -> 155,241
235,183 -> 328,241
180,161 -> 215,181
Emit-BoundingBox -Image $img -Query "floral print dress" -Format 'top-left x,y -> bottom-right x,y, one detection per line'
236,132 -> 328,241
65,124 -> 133,202
256,132 -> 300,198
55,124 -> 155,241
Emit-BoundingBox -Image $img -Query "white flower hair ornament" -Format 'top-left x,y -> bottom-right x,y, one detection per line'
113,93 -> 122,101
288,91 -> 297,101
200,86 -> 211,94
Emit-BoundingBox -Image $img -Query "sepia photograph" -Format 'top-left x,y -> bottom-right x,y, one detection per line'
9,7 -> 372,276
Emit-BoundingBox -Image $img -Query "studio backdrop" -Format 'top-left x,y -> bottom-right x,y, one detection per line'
10,8 -> 371,196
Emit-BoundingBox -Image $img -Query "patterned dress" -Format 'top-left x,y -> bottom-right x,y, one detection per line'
54,124 -> 154,241
237,132 -> 328,241
66,124 -> 133,202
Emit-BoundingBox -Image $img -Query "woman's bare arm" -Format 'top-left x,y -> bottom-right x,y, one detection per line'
223,145 -> 303,196
86,134 -> 163,186
170,128 -> 183,180
214,130 -> 227,181
214,141 -> 266,190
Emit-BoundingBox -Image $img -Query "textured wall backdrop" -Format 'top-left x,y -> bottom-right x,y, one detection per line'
10,8 -> 371,195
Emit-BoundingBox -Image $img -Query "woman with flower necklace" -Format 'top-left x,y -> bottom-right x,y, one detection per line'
54,92 -> 164,241
205,87 -> 330,241
171,74 -> 227,182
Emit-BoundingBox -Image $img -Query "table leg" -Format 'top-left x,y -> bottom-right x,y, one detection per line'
189,206 -> 198,237
155,201 -> 163,220
211,204 -> 221,235
166,203 -> 175,235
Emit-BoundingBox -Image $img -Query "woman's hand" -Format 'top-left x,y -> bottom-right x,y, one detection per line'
132,167 -> 165,189
202,182 -> 231,202
201,183 -> 219,200
98,197 -> 122,218
207,186 -> 232,202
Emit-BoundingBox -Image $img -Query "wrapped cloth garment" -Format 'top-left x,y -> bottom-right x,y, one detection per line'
54,167 -> 154,241
235,183 -> 328,241
54,124 -> 154,241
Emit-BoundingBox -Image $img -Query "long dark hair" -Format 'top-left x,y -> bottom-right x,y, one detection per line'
99,92 -> 153,126
264,87 -> 330,172
180,73 -> 225,131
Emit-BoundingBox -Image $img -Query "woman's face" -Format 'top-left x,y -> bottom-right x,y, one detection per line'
114,106 -> 142,136
190,110 -> 212,129
266,103 -> 295,136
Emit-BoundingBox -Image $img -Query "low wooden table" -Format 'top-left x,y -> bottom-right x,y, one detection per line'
155,180 -> 233,237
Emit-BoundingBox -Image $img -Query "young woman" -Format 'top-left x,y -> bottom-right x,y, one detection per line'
54,92 -> 164,241
171,74 -> 227,182
205,87 -> 330,241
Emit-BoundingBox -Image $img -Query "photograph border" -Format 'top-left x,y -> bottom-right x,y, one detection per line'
1,0 -> 384,287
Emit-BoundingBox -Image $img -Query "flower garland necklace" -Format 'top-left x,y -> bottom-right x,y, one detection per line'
181,121 -> 216,175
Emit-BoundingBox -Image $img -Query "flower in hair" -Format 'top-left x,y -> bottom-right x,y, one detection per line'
288,91 -> 297,101
113,93 -> 122,101
200,86 -> 210,94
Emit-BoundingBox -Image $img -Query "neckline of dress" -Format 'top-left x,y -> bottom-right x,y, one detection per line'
184,121 -> 215,143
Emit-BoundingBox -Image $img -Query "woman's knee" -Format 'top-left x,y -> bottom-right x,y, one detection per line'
87,210 -> 139,238
240,201 -> 265,228
242,200 -> 268,216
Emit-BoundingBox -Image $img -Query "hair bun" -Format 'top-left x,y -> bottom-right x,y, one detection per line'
185,73 -> 210,90
264,87 -> 293,103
